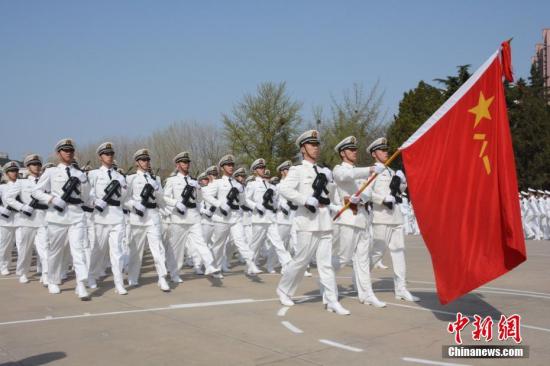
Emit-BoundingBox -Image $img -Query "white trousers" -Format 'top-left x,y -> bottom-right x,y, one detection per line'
0,226 -> 16,272
47,222 -> 89,285
250,223 -> 292,266
15,226 -> 48,276
166,223 -> 216,275
201,223 -> 215,245
371,224 -> 407,292
89,223 -> 125,285
333,225 -> 376,301
277,231 -> 338,304
210,222 -> 253,269
127,224 -> 167,283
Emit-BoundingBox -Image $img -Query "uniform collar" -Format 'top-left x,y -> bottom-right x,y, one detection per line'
177,172 -> 189,178
100,165 -> 113,172
341,161 -> 354,168
302,160 -> 315,167
57,163 -> 70,168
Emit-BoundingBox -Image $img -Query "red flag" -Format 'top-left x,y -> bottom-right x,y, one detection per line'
400,45 -> 526,304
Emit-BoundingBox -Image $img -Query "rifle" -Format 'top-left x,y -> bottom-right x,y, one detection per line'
17,195 -> 47,217
135,183 -> 155,217
95,180 -> 121,212
287,201 -> 298,211
262,188 -> 277,213
180,184 -> 197,209
226,187 -> 240,210
54,176 -> 82,212
305,169 -> 330,213
383,175 -> 403,210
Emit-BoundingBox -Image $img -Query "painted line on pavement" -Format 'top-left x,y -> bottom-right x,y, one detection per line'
281,321 -> 303,334
277,307 -> 289,317
319,339 -> 363,352
401,357 -> 470,366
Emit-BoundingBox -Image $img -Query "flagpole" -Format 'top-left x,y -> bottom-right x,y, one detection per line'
332,149 -> 402,221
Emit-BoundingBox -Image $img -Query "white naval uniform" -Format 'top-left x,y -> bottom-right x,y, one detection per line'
202,175 -> 255,271
366,166 -> 409,293
332,162 -> 379,302
0,184 -> 17,274
527,196 -> 543,240
163,173 -> 216,276
4,176 -> 49,277
32,164 -> 91,285
125,170 -> 168,284
277,160 -> 339,304
245,177 -> 291,268
88,166 -> 128,286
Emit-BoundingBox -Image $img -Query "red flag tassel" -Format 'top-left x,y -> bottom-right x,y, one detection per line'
500,39 -> 514,82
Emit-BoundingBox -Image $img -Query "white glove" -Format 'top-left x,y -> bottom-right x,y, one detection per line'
187,179 -> 199,189
133,202 -> 146,212
255,202 -> 265,213
373,163 -> 385,174
95,199 -> 108,210
328,204 -> 342,214
75,171 -> 87,183
0,206 -> 11,217
280,201 -> 290,212
21,205 -> 34,216
52,196 -> 67,210
305,196 -> 319,208
395,170 -> 406,182
149,179 -> 160,191
176,201 -> 186,214
220,202 -> 230,213
383,195 -> 396,203
349,194 -> 361,205
320,167 -> 333,182
200,206 -> 208,216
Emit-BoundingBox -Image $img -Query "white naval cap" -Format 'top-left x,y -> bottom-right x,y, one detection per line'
173,151 -> 191,164
197,172 -> 208,181
269,176 -> 280,185
96,142 -> 115,156
520,191 -> 528,196
276,160 -> 292,172
133,148 -> 151,161
537,189 -> 545,194
295,129 -> 320,147
250,158 -> 266,171
233,167 -> 247,178
55,138 -> 76,152
206,165 -> 218,176
42,162 -> 55,171
245,175 -> 255,184
334,136 -> 358,153
545,190 -> 550,195
528,188 -> 536,193
23,154 -> 42,167
264,169 -> 271,178
367,137 -> 388,154
2,161 -> 20,173
218,154 -> 235,167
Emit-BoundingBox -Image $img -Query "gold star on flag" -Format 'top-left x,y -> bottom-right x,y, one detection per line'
469,91 -> 494,127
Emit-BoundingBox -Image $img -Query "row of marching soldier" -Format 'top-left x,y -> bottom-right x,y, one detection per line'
0,132 -> 420,315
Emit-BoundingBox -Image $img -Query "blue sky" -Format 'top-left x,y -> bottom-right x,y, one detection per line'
1,0 -> 548,159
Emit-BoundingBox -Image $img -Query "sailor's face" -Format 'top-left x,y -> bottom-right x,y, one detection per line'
58,149 -> 74,164
302,142 -> 320,160
372,149 -> 388,163
223,163 -> 234,175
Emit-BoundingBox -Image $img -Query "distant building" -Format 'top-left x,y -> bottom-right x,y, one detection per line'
532,28 -> 550,100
